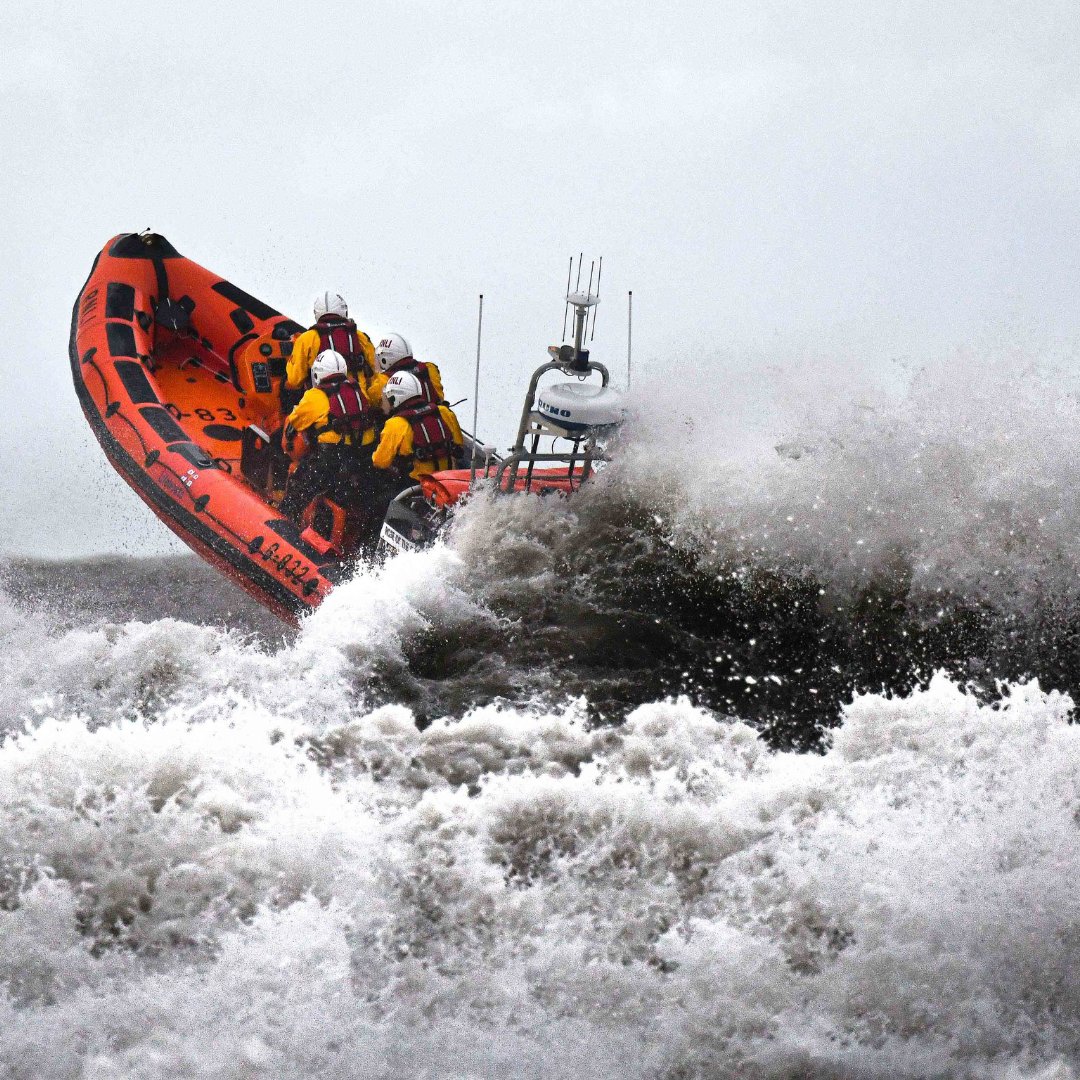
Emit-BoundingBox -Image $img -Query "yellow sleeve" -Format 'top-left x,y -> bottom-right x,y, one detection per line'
286,329 -> 319,389
439,405 -> 463,445
356,369 -> 378,406
372,417 -> 409,470
287,389 -> 328,433
424,362 -> 445,404
357,330 -> 376,376
367,372 -> 387,406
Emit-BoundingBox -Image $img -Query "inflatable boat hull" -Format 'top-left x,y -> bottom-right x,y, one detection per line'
70,234 -> 349,624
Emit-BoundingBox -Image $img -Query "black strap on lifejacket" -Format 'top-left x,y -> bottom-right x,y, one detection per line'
396,401 -> 456,463
313,376 -> 370,443
313,315 -> 371,378
386,358 -> 440,404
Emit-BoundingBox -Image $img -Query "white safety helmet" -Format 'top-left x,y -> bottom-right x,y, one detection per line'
313,291 -> 348,319
311,349 -> 348,386
382,371 -> 424,409
375,332 -> 413,373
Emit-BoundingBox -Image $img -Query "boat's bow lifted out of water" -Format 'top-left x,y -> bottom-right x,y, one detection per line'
70,234 -> 625,623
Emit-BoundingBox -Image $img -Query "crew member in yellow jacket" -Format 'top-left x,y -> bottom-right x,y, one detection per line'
285,291 -> 376,394
280,350 -> 376,520
373,370 -> 463,482
368,332 -> 446,407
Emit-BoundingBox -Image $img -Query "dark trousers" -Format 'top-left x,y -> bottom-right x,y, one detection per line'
280,445 -> 378,521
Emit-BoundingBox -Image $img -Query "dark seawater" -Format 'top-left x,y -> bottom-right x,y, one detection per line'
6,483 -> 1080,754
0,554 -> 288,641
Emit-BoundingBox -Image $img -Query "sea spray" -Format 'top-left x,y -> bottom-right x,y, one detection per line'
0,672 -> 1074,1076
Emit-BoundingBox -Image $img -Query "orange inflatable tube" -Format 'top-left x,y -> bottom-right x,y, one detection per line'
69,233 -> 347,624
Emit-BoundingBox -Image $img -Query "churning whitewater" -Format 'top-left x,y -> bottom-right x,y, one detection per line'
4,350 -> 1080,1078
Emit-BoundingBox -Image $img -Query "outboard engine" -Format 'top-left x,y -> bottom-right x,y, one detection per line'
380,486 -> 447,553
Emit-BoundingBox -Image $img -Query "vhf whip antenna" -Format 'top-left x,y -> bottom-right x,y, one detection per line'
561,257 -> 573,342
590,257 -> 603,341
551,254 -> 602,371
583,261 -> 596,341
566,259 -> 599,372
470,293 -> 484,484
627,290 -> 632,389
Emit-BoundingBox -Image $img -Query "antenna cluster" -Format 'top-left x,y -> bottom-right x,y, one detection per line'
552,253 -> 604,374
561,253 -> 603,345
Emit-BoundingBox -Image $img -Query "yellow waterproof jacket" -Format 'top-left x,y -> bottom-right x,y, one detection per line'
372,404 -> 463,479
368,361 -> 445,406
286,384 -> 376,447
286,323 -> 376,390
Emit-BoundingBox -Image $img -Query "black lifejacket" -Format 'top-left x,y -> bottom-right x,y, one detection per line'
385,358 -> 440,404
395,400 -> 457,464
314,376 -> 370,444
313,315 -> 370,378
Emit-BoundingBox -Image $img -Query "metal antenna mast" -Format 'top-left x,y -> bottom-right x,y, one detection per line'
583,261 -> 595,340
561,257 -> 573,342
590,257 -> 603,341
470,293 -> 484,484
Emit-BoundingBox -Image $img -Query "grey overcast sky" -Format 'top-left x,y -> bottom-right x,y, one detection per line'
2,0 -> 1078,557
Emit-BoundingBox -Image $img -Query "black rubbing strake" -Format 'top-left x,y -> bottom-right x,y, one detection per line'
114,360 -> 159,404
212,281 -> 280,321
231,308 -> 255,334
139,406 -> 189,444
106,322 -> 138,358
105,282 -> 136,321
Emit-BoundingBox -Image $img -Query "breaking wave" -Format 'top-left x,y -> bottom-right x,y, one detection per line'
3,340 -> 1080,1075
0,601 -> 1076,1078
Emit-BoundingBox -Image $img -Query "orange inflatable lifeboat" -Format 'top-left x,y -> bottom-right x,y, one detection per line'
71,235 -> 625,621
69,232 -> 364,623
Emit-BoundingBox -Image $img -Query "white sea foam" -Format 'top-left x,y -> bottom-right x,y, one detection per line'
3,340 -> 1079,1076
615,343 -> 1080,612
0,580 -> 1076,1080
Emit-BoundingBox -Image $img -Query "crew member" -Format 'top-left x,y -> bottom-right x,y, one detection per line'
284,292 -> 376,409
372,371 -> 463,489
368,332 -> 446,407
280,349 -> 376,520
